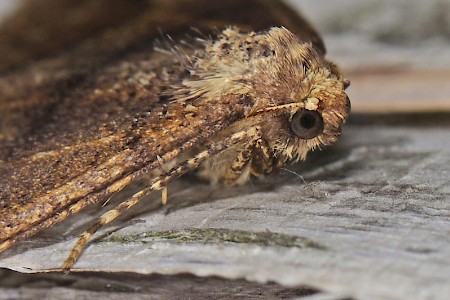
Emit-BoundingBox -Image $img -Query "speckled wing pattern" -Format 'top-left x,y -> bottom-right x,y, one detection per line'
0,0 -> 326,251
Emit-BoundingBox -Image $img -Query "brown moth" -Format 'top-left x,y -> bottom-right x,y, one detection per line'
0,0 -> 350,270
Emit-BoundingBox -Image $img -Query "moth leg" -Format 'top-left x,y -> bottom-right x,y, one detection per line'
157,155 -> 169,205
161,186 -> 168,205
250,138 -> 275,176
226,134 -> 275,184
225,134 -> 261,183
61,126 -> 260,271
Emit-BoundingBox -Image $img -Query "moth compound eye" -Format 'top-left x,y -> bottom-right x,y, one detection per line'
290,109 -> 324,139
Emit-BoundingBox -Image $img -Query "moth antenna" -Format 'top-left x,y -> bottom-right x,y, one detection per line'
255,102 -> 305,115
157,154 -> 170,205
61,127 -> 261,271
161,186 -> 168,205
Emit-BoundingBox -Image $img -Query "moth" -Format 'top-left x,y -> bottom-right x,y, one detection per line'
0,0 -> 350,270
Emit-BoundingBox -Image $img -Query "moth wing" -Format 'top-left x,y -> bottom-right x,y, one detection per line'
0,53 -> 243,245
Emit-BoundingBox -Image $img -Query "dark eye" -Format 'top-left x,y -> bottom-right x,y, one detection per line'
290,109 -> 324,139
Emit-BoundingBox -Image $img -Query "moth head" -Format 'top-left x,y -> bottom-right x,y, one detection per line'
182,26 -> 350,164
250,27 -> 350,163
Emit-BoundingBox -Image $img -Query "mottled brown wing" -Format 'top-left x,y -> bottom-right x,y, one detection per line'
0,0 -> 326,249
